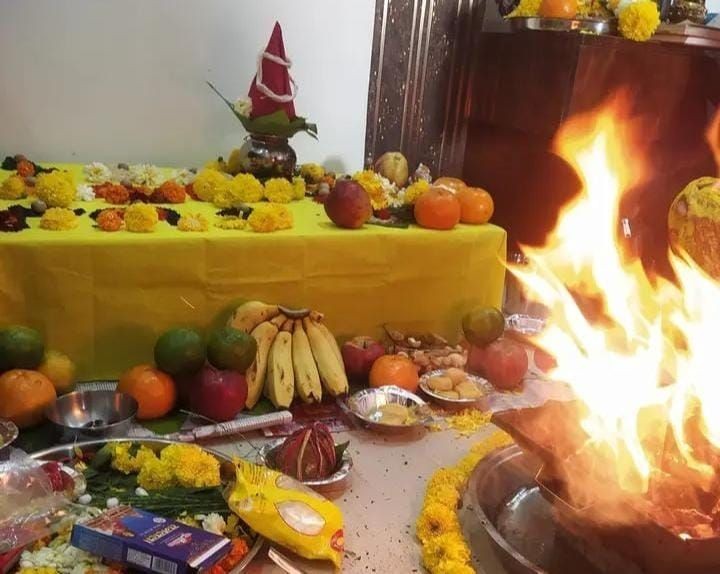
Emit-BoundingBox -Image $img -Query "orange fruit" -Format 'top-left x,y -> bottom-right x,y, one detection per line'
414,186 -> 461,230
369,355 -> 419,392
457,186 -> 494,224
433,176 -> 467,193
117,364 -> 176,420
538,0 -> 577,18
0,369 -> 57,428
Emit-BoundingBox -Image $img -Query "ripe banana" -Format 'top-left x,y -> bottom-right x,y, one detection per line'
245,320 -> 279,409
265,325 -> 295,408
229,301 -> 280,333
303,317 -> 348,396
292,320 -> 322,403
313,318 -> 344,366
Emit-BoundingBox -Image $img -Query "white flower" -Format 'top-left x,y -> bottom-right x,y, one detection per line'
78,493 -> 92,505
172,168 -> 196,186
83,162 -> 112,184
106,497 -> 119,508
128,164 -> 164,187
201,512 -> 226,536
75,184 -> 95,202
233,98 -> 252,117
135,487 -> 149,497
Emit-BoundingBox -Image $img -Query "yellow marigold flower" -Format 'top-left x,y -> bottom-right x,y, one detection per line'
204,157 -> 228,172
427,468 -> 466,492
618,0 -> 659,41
137,457 -> 177,490
215,216 -> 247,230
234,173 -> 264,203
446,409 -> 491,436
36,171 -> 75,208
422,532 -> 471,572
0,175 -> 26,199
434,560 -> 476,574
111,443 -> 158,474
178,213 -> 209,232
160,444 -> 220,488
416,502 -> 460,544
194,169 -> 229,203
404,179 -> 430,204
469,430 -> 514,458
456,452 -> 483,478
264,178 -> 294,203
125,203 -> 158,232
292,176 -> 306,200
425,483 -> 461,509
39,208 -> 78,231
508,0 -> 541,16
300,163 -> 325,183
248,203 -> 293,233
352,170 -> 388,210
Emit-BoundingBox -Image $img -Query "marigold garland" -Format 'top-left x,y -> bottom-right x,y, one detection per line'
264,178 -> 295,203
0,175 -> 26,200
36,171 -> 75,208
193,169 -> 229,203
124,203 -> 158,233
178,212 -> 209,232
417,430 -> 514,573
352,170 -> 389,210
618,0 -> 660,41
39,208 -> 78,231
247,203 -> 293,232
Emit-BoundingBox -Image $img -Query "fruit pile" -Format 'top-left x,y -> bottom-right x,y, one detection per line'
0,325 -> 76,428
229,301 -> 349,409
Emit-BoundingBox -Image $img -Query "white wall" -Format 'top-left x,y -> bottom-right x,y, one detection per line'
0,1 -> 375,173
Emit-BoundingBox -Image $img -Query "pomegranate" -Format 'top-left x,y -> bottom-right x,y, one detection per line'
274,422 -> 337,480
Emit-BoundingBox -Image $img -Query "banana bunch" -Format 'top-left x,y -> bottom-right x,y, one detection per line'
229,301 -> 349,409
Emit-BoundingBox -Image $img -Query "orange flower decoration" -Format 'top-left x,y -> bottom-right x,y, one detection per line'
157,181 -> 186,204
16,160 -> 35,178
105,184 -> 130,205
97,209 -> 124,231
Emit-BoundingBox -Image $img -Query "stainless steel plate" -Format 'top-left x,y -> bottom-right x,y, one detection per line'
419,369 -> 492,409
509,16 -> 616,35
463,444 -> 600,574
31,438 -> 264,573
258,438 -> 353,493
347,386 -> 432,432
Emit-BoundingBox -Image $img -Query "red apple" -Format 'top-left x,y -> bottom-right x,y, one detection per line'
188,364 -> 248,422
324,180 -> 372,229
467,338 -> 528,391
341,336 -> 386,382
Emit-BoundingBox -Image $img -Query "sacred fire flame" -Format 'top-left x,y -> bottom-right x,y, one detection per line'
510,96 -> 720,495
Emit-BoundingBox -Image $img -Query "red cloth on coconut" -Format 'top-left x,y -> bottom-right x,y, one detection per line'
248,22 -> 296,119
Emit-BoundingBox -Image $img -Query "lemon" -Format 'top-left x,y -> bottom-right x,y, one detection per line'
38,350 -> 76,395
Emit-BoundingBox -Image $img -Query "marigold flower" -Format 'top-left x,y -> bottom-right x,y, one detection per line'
215,216 -> 248,230
427,468 -> 466,492
263,178 -> 294,203
156,180 -> 186,204
137,457 -> 177,490
507,0 -> 541,16
39,208 -> 78,231
124,203 -> 158,232
104,184 -> 130,205
433,560 -> 476,574
292,176 -> 306,200
36,171 -> 75,208
424,484 -> 461,509
160,444 -> 220,488
422,532 -> 471,572
193,169 -> 230,202
618,0 -> 659,41
352,170 -> 389,210
0,175 -> 26,200
97,209 -> 124,232
247,203 -> 293,232
446,409 -> 491,436
178,213 -> 209,232
300,163 -> 325,183
404,179 -> 430,205
16,159 -> 35,178
233,173 -> 264,203
110,443 -> 158,473
416,503 -> 460,544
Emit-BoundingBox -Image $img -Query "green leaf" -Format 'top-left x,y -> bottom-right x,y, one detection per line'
245,398 -> 275,416
141,411 -> 186,435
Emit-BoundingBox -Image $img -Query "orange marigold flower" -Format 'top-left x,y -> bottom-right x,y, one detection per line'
16,159 -> 35,178
97,209 -> 124,232
157,181 -> 186,204
105,184 -> 130,205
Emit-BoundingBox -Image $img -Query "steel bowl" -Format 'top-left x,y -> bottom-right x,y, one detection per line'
31,438 -> 264,573
419,369 -> 493,409
347,386 -> 432,432
45,390 -> 138,442
257,438 -> 353,493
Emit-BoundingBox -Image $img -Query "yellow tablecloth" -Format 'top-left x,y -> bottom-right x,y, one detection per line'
0,164 -> 506,379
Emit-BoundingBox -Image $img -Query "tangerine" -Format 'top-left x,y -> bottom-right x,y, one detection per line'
457,186 -> 494,224
0,369 -> 57,428
538,0 -> 578,18
433,176 -> 467,192
414,186 -> 461,230
369,355 -> 419,392
117,364 -> 176,420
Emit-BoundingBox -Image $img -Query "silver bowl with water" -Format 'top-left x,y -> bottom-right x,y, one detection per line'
347,385 -> 432,432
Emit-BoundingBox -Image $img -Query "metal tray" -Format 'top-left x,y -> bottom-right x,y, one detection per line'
463,444 -> 600,574
509,16 -> 616,35
31,438 -> 264,573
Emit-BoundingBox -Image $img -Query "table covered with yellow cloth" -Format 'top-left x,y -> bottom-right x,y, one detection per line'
0,164 -> 506,380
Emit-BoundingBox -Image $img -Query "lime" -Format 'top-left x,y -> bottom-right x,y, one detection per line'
207,326 -> 257,372
38,350 -> 77,395
0,326 -> 45,371
154,328 -> 206,376
462,307 -> 505,347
